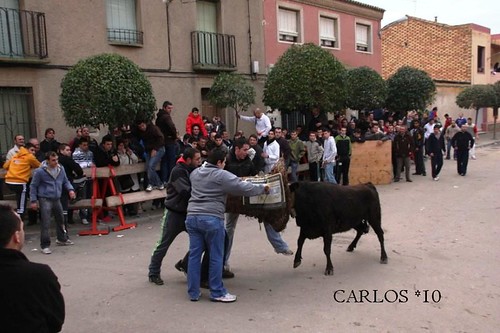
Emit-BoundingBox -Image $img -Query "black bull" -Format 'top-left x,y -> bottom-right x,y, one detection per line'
290,182 -> 388,275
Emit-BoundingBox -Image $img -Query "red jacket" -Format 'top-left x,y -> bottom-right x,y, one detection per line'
185,113 -> 207,137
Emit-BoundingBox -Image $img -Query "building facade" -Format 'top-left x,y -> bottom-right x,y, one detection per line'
262,0 -> 384,128
381,16 -> 498,131
0,0 -> 266,152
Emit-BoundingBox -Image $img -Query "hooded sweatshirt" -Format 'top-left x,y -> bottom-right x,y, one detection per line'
187,162 -> 266,219
3,147 -> 41,184
30,161 -> 74,201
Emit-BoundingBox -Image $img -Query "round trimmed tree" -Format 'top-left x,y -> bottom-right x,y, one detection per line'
345,66 -> 387,112
263,43 -> 346,114
60,53 -> 156,129
386,66 -> 436,115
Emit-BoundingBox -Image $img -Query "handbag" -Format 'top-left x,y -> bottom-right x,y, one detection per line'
117,174 -> 134,192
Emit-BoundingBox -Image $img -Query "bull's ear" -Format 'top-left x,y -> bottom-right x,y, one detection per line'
289,182 -> 300,192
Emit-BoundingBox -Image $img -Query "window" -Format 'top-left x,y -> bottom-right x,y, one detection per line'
0,87 -> 35,153
319,16 -> 338,48
278,7 -> 299,43
106,0 -> 142,45
355,23 -> 371,52
477,46 -> 485,73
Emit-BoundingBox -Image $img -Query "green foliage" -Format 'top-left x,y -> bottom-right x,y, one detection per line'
386,66 -> 436,114
345,66 -> 387,111
60,53 -> 156,129
207,72 -> 255,114
490,82 -> 500,116
456,84 -> 497,110
263,43 -> 346,113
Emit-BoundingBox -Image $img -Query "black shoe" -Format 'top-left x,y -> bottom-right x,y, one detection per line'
222,269 -> 235,279
149,275 -> 164,285
412,173 -> 421,175
406,179 -> 413,182
393,178 -> 400,182
200,280 -> 209,289
174,260 -> 187,275
422,173 -> 426,176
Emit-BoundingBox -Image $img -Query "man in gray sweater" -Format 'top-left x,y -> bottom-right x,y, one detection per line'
186,149 -> 269,303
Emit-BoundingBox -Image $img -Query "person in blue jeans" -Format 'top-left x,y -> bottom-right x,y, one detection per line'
186,149 -> 269,303
136,120 -> 166,192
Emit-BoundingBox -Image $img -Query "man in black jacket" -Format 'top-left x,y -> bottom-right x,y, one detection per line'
156,101 -> 178,183
148,148 -> 201,285
426,125 -> 446,181
136,120 -> 165,192
0,204 -> 65,333
451,124 -> 475,176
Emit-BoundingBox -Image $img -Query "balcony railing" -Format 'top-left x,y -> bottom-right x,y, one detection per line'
191,31 -> 237,71
0,7 -> 48,60
107,28 -> 143,46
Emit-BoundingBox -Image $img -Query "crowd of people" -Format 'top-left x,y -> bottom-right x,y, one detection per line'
1,101 -> 479,309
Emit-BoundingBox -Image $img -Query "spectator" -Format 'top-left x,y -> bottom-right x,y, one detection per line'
136,120 -> 165,192
238,108 -> 272,147
307,106 -> 328,133
262,129 -> 280,173
6,134 -> 25,161
334,127 -> 352,185
69,127 -> 83,152
304,131 -> 323,182
156,101 -> 178,184
247,134 -> 265,173
288,130 -> 305,182
392,126 -> 414,182
116,139 -> 140,216
0,204 -> 65,333
40,128 -> 61,155
322,128 -> 337,184
186,107 -> 208,138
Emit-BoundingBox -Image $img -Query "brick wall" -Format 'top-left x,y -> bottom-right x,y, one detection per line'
381,16 -> 472,83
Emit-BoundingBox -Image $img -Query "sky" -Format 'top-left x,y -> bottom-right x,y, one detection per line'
366,0 -> 499,34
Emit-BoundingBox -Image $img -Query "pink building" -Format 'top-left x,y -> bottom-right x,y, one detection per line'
263,0 -> 385,74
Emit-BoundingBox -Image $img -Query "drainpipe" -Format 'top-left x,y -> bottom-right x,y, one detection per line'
163,0 -> 173,71
247,0 -> 255,79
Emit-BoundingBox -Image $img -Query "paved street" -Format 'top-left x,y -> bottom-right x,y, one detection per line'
22,138 -> 500,333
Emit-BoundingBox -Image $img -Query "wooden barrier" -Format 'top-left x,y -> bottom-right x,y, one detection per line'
0,200 -> 17,209
291,140 -> 392,185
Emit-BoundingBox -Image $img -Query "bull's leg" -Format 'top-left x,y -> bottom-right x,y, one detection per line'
293,230 -> 306,269
323,233 -> 334,275
347,227 -> 364,252
370,224 -> 388,264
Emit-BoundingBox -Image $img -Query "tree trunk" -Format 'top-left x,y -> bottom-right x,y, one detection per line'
234,109 -> 240,135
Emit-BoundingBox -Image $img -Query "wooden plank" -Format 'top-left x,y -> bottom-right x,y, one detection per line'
82,163 -> 159,178
0,200 -> 17,209
106,190 -> 166,207
69,199 -> 103,209
349,140 -> 392,185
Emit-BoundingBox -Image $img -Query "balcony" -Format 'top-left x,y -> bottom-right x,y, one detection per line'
191,31 -> 237,71
0,7 -> 48,62
107,28 -> 143,47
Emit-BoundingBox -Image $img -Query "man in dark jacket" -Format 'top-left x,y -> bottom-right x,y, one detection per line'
93,135 -> 120,168
0,204 -> 65,333
148,148 -> 201,285
156,101 -> 178,183
393,126 -> 415,182
411,120 -> 427,176
136,120 -> 165,192
451,124 -> 475,176
426,125 -> 446,181
57,143 -> 85,225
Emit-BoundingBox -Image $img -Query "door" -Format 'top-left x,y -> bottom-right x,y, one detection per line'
0,0 -> 22,57
196,1 -> 218,65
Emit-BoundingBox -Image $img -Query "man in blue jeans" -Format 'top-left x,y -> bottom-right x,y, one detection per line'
136,120 -> 166,192
186,149 -> 269,303
155,101 -> 178,184
30,152 -> 76,254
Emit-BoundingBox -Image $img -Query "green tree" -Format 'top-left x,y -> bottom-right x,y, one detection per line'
207,72 -> 255,133
345,66 -> 387,112
386,66 -> 436,115
455,84 -> 497,125
492,82 -> 500,139
263,43 -> 346,114
60,53 -> 156,129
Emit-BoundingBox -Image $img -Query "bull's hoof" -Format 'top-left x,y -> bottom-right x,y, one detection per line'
324,268 -> 334,276
293,260 -> 301,269
346,246 -> 355,252
380,257 -> 388,264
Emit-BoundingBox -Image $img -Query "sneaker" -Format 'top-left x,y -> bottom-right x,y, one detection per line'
174,260 -> 187,276
149,275 -> 164,285
276,249 -> 294,256
56,239 -> 74,246
211,293 -> 237,303
81,218 -> 89,225
146,185 -> 153,192
41,247 -> 52,255
157,184 -> 165,190
190,292 -> 202,302
222,268 -> 235,279
433,176 -> 439,181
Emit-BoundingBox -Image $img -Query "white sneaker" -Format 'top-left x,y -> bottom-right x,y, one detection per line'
56,239 -> 74,246
210,293 -> 237,303
157,184 -> 165,190
145,185 -> 153,192
41,247 -> 52,254
81,218 -> 89,225
433,176 -> 439,181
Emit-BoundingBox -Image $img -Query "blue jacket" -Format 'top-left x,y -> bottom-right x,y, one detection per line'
30,162 -> 74,201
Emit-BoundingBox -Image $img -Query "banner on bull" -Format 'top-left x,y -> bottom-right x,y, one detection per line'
242,173 -> 286,209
